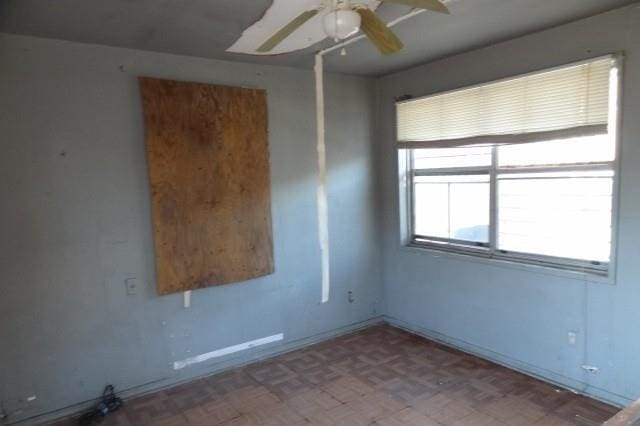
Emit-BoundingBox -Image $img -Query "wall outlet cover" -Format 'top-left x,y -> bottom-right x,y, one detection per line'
125,278 -> 138,295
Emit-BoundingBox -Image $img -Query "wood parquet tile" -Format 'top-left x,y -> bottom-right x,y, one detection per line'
51,324 -> 619,425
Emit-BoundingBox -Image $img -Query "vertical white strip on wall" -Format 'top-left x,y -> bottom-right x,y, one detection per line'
315,53 -> 330,303
183,290 -> 192,308
312,6 -> 443,303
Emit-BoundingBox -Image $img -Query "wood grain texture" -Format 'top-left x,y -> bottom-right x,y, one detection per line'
604,399 -> 640,425
356,8 -> 404,55
139,77 -> 274,295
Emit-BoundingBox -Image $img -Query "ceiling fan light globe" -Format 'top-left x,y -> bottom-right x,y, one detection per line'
322,9 -> 361,40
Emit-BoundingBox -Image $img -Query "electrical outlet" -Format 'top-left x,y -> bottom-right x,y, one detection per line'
347,291 -> 355,303
125,278 -> 138,295
567,331 -> 577,345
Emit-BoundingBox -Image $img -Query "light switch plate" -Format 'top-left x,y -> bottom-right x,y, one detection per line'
125,278 -> 138,295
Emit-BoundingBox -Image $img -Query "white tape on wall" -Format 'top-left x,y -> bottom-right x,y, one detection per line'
315,53 -> 330,304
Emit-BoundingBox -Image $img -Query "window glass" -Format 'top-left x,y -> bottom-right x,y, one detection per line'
414,175 -> 490,243
413,147 -> 491,169
498,134 -> 614,168
402,57 -> 619,273
497,170 -> 613,261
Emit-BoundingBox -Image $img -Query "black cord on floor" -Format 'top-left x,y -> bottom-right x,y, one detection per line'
78,385 -> 123,425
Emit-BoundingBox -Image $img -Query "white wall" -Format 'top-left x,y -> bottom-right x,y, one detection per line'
378,3 -> 640,406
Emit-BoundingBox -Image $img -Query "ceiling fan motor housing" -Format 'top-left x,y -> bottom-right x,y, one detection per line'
322,1 -> 362,40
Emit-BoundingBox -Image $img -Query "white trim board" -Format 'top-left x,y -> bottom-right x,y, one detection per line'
173,333 -> 284,370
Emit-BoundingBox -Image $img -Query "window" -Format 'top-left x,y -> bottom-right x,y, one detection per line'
397,56 -> 621,275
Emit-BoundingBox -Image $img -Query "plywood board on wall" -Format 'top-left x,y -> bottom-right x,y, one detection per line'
139,77 -> 274,295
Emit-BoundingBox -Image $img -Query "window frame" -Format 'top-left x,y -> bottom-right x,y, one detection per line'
397,55 -> 623,279
405,147 -> 617,275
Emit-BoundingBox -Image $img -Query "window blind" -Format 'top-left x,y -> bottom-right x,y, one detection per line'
396,56 -> 617,148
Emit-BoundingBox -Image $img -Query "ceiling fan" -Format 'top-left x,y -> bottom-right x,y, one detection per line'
256,0 -> 450,55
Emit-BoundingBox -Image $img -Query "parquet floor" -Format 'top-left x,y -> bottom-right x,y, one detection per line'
53,324 -> 619,425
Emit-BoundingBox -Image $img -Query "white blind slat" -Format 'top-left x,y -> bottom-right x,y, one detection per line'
397,57 -> 614,147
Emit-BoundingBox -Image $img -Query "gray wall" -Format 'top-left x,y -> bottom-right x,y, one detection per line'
378,4 -> 640,407
3,2 -> 640,423
0,34 -> 382,423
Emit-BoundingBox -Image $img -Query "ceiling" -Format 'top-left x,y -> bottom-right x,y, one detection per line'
0,0 -> 636,76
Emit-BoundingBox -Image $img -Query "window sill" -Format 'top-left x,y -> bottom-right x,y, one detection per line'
401,243 -> 616,285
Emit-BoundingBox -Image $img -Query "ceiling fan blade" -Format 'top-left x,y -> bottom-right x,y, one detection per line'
257,9 -> 319,53
382,0 -> 450,14
356,8 -> 404,55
